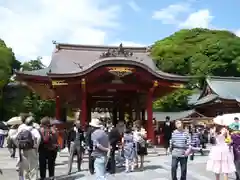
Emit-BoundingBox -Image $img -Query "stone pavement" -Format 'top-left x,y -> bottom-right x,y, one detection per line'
0,148 -> 236,180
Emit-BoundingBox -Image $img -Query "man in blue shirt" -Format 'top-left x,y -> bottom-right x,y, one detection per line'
90,118 -> 110,180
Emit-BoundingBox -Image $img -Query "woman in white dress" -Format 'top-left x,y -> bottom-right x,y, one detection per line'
206,126 -> 235,180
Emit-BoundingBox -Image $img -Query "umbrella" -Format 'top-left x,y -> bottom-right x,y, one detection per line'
0,121 -> 8,130
7,116 -> 22,125
213,113 -> 240,126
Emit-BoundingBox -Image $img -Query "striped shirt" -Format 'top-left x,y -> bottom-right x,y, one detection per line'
169,129 -> 191,157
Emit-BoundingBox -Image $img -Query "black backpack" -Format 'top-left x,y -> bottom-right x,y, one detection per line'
17,130 -> 34,150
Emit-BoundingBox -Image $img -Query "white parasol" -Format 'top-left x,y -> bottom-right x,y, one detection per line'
213,113 -> 240,126
7,116 -> 22,125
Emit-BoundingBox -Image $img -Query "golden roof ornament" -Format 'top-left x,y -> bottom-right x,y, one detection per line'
99,43 -> 133,58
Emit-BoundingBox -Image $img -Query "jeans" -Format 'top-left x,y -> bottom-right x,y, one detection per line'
94,156 -> 107,180
171,156 -> 188,180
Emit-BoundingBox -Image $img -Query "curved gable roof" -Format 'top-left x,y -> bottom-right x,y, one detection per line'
17,43 -> 191,81
195,76 -> 240,106
207,76 -> 240,101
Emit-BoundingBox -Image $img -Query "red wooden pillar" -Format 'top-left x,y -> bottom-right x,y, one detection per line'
146,80 -> 158,143
55,95 -> 60,120
146,90 -> 154,143
81,78 -> 87,129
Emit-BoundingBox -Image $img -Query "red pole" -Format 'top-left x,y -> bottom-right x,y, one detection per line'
55,95 -> 60,120
147,89 -> 154,143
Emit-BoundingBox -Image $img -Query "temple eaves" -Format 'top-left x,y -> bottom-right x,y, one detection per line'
16,43 -> 192,82
195,76 -> 240,106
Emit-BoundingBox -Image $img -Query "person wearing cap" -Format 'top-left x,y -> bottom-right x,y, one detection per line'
12,116 -> 41,180
90,118 -> 110,180
229,117 -> 240,131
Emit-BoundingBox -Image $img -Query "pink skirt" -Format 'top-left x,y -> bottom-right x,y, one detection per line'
206,145 -> 236,174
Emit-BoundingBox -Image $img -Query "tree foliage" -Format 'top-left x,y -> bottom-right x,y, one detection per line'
152,28 -> 240,111
153,89 -> 192,112
0,39 -> 21,120
0,47 -> 54,122
20,59 -> 55,122
21,57 -> 45,71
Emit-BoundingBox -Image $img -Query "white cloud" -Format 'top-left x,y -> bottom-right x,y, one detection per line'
40,56 -> 52,67
179,9 -> 213,28
152,3 -> 191,24
0,0 -> 121,66
127,1 -> 141,12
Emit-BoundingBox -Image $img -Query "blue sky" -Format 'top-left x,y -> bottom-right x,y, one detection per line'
0,0 -> 239,66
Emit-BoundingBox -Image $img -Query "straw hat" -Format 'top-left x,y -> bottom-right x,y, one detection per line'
89,118 -> 102,128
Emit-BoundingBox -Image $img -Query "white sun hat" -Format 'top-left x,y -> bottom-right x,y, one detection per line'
89,118 -> 103,128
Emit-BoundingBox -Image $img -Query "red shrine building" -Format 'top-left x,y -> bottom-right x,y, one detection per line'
16,43 -> 190,142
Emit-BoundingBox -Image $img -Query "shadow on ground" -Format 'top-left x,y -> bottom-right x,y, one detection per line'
143,165 -> 164,171
56,172 -> 84,180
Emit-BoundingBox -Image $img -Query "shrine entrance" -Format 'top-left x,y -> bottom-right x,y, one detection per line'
16,43 -> 190,143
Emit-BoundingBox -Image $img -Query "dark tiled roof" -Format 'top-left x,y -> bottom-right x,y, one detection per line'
149,109 -> 197,122
17,43 -> 190,81
207,76 -> 240,100
188,92 -> 201,105
195,94 -> 218,106
17,68 -> 50,77
195,76 -> 240,106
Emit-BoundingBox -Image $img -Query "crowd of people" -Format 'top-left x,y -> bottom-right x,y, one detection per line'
168,117 -> 240,180
3,114 -> 148,180
2,113 -> 240,180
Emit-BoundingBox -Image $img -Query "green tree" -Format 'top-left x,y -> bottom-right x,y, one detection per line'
151,28 -> 240,111
153,89 -> 192,112
152,28 -> 240,77
21,57 -> 45,71
0,39 -> 18,120
20,59 -> 54,122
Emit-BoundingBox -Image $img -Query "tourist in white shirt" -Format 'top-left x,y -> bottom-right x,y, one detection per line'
12,115 -> 41,180
133,120 -> 147,170
7,125 -> 18,158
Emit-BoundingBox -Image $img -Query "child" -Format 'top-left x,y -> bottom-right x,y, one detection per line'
206,126 -> 235,180
122,128 -> 135,172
